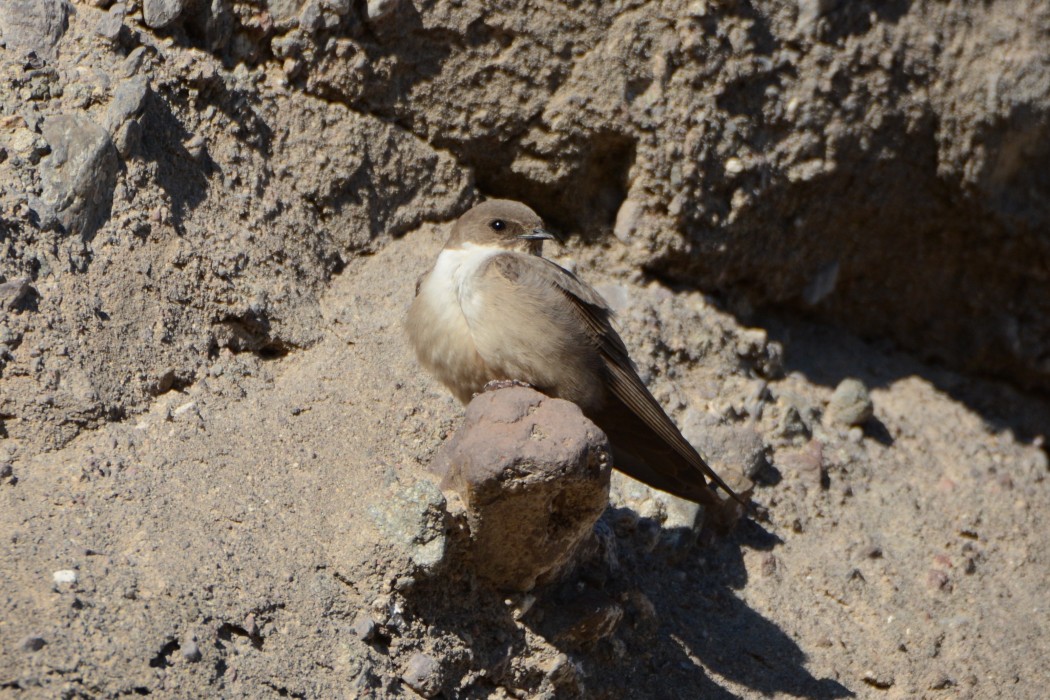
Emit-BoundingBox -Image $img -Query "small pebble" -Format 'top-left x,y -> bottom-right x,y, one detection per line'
366,0 -> 400,21
181,640 -> 202,662
53,569 -> 77,585
21,636 -> 46,652
172,398 -> 197,415
351,615 -> 377,642
401,651 -> 442,697
827,378 -> 874,427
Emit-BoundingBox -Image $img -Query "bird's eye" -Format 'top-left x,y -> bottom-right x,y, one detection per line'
489,219 -> 506,231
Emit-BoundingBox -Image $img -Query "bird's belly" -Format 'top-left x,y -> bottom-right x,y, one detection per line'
408,276 -> 494,404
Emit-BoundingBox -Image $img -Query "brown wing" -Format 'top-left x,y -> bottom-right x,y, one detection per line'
524,258 -> 748,513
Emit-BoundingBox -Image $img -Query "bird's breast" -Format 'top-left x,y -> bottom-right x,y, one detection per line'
407,245 -> 503,402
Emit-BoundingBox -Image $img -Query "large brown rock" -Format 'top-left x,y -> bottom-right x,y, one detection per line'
431,387 -> 611,591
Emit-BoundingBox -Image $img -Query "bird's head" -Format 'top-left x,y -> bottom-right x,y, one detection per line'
446,199 -> 555,255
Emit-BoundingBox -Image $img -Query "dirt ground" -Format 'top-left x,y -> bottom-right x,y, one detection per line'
2,1 -> 1049,698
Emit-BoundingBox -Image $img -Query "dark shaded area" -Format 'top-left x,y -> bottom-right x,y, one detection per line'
649,528 -> 852,699
531,517 -> 851,699
656,109 -> 1050,396
480,130 -> 637,238
757,315 -> 1050,446
216,308 -> 295,359
216,621 -> 264,651
399,513 -> 850,699
148,638 -> 180,668
819,0 -> 914,43
138,89 -> 214,231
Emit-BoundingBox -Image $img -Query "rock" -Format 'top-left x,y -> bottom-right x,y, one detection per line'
297,1 -> 323,32
39,115 -> 119,239
367,478 -> 448,576
365,0 -> 401,22
95,3 -> 125,40
431,387 -> 611,591
775,402 -> 811,441
537,652 -> 583,694
796,0 -> 835,35
267,0 -> 305,26
658,495 -> 701,558
0,277 -> 32,311
0,0 -> 70,57
104,75 -> 150,134
351,614 -> 378,642
826,378 -> 874,427
401,651 -> 442,697
52,569 -> 77,585
683,412 -> 767,481
142,0 -> 186,29
112,120 -> 142,159
613,197 -> 643,243
180,639 -> 202,662
21,635 -> 46,652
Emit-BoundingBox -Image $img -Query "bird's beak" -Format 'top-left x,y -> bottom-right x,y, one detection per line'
517,227 -> 556,241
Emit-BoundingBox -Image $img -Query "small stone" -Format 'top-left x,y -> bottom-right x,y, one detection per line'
683,413 -> 767,482
780,439 -> 826,489
104,75 -> 150,133
401,652 -> 442,697
725,156 -> 744,174
172,400 -> 197,417
298,1 -> 323,31
96,3 -> 125,40
537,651 -> 584,694
657,495 -> 702,558
775,403 -> 811,441
351,615 -> 377,642
53,569 -> 77,585
21,635 -> 46,652
0,278 -> 32,311
613,197 -> 643,243
142,0 -> 186,28
796,0 -> 835,35
927,674 -> 955,690
826,378 -> 874,427
121,47 -> 148,77
862,669 -> 895,689
242,613 -> 258,638
180,640 -> 201,662
184,134 -> 207,159
368,479 -> 448,576
366,0 -> 401,22
39,114 -> 119,239
0,0 -> 70,58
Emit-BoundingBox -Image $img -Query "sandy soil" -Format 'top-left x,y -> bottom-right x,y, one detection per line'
1,1 -> 1049,698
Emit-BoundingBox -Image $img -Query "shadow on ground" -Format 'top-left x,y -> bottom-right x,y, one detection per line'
757,314 -> 1050,444
401,515 -> 853,699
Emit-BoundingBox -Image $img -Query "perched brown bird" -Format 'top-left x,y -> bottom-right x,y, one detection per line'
407,199 -> 749,526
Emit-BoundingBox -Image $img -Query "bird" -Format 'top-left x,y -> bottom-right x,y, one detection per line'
406,199 -> 751,528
